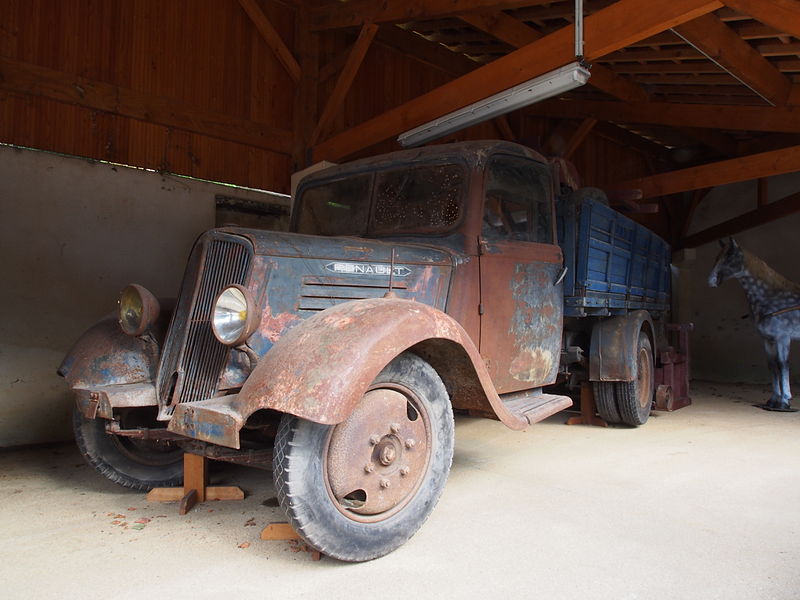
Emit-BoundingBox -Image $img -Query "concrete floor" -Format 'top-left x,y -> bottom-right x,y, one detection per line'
2,381 -> 799,600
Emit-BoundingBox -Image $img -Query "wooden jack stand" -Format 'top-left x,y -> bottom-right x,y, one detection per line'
146,453 -> 245,515
261,522 -> 322,561
566,382 -> 608,427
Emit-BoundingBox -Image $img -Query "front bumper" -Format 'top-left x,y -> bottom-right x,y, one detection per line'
168,395 -> 245,449
74,383 -> 158,420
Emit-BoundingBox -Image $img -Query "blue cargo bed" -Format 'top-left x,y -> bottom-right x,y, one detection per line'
557,198 -> 671,318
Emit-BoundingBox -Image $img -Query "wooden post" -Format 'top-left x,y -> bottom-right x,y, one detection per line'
566,382 -> 608,427
146,453 -> 245,514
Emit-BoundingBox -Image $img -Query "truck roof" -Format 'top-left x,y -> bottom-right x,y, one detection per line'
298,140 -> 549,190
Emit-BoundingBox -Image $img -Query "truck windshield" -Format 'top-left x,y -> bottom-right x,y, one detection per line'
295,163 -> 464,237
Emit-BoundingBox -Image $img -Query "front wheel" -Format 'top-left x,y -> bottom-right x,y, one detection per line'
73,408 -> 183,491
272,352 -> 455,562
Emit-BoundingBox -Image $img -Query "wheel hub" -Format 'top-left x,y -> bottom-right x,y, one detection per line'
326,387 -> 430,519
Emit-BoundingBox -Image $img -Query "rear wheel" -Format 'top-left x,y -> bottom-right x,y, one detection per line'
73,408 -> 183,491
593,381 -> 621,424
272,352 -> 454,562
615,333 -> 655,426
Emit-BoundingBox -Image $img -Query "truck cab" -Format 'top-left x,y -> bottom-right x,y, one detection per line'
60,140 -> 668,561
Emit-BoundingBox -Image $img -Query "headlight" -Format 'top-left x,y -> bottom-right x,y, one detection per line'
118,284 -> 160,336
212,285 -> 260,346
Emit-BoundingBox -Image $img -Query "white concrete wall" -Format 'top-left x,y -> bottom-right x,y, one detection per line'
678,172 -> 800,385
0,145 -> 288,446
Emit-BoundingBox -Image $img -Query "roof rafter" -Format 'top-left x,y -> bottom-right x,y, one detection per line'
313,0 -> 723,161
721,0 -> 800,40
527,98 -> 800,133
460,10 -> 650,101
237,0 -> 301,83
673,13 -> 792,106
311,23 -> 378,145
610,144 -> 800,199
310,0 -> 553,31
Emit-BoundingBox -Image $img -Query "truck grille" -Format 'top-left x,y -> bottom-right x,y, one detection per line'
298,276 -> 408,311
157,232 -> 253,418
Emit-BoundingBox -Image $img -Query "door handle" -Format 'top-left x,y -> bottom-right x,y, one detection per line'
554,266 -> 568,286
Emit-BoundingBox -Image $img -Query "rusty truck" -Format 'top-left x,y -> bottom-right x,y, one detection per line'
60,140 -> 671,561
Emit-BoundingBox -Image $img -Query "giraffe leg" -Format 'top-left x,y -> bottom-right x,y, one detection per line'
775,337 -> 792,409
763,338 -> 782,408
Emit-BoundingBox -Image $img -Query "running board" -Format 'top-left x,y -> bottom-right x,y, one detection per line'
501,390 -> 573,425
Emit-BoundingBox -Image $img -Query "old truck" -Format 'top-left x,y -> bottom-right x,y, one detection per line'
60,140 -> 671,561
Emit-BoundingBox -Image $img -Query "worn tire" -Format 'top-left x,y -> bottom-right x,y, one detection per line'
593,381 -> 621,424
73,408 -> 183,491
272,352 -> 454,562
614,333 -> 655,426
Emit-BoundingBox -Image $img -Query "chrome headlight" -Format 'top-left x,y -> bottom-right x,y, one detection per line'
118,284 -> 160,336
211,285 -> 260,346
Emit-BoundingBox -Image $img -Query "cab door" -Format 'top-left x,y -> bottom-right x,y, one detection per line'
478,155 -> 564,394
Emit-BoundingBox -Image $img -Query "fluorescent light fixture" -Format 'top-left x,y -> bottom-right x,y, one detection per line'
397,61 -> 591,148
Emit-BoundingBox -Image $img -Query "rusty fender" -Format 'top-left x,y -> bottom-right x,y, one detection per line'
589,310 -> 655,382
57,315 -> 161,389
170,298 -> 529,449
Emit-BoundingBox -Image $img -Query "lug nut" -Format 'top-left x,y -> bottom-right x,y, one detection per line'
364,464 -> 374,473
369,434 -> 381,445
380,479 -> 391,489
400,466 -> 410,477
405,438 -> 416,449
390,423 -> 400,434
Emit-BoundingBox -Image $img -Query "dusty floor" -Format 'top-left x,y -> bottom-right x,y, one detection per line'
2,381 -> 799,600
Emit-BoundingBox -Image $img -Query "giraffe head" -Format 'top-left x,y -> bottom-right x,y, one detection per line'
708,237 -> 745,288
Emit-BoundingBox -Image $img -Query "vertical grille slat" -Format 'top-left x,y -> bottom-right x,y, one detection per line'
157,234 -> 253,417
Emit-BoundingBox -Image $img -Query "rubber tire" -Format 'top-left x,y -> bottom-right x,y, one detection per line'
272,352 -> 454,562
614,333 -> 655,426
73,408 -> 183,491
593,381 -> 621,424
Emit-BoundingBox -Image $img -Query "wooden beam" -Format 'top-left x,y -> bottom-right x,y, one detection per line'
292,7 -> 319,170
460,10 -> 650,102
0,56 -> 292,155
682,189 -> 800,248
494,115 -> 516,142
312,0 -> 723,161
591,121 -> 675,163
310,0 -> 553,31
721,0 -> 800,40
377,26 -> 476,77
611,145 -> 800,200
527,98 -> 800,133
311,23 -> 378,146
563,118 -> 598,159
673,13 -> 792,106
237,0 -> 301,83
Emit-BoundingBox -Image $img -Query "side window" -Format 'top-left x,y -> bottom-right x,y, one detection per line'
482,156 -> 553,244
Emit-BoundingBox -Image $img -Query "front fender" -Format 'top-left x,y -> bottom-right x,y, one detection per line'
170,298 -> 529,448
58,300 -> 174,388
589,310 -> 655,382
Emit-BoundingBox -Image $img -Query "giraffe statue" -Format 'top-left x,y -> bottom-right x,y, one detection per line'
708,237 -> 800,412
